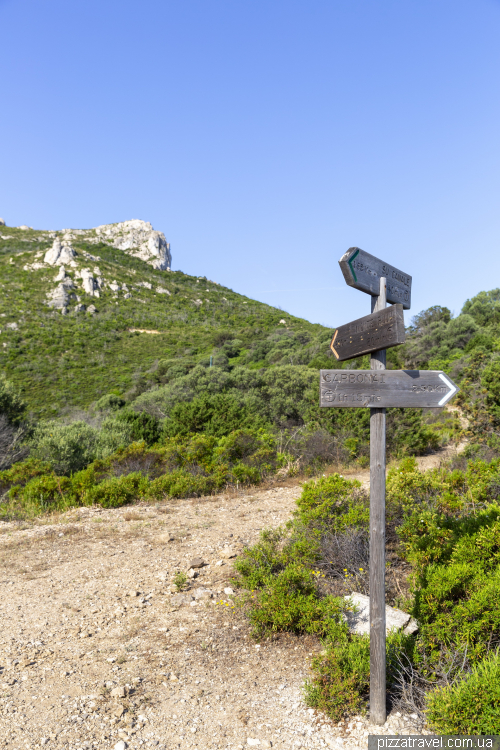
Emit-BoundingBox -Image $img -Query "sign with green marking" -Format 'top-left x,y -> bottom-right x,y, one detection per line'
339,247 -> 412,309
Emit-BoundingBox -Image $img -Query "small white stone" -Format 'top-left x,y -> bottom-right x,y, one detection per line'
224,587 -> 235,596
247,740 -> 261,747
41,739 -> 49,746
114,742 -> 127,750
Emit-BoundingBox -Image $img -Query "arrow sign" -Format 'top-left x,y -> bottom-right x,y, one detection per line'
330,304 -> 405,361
320,369 -> 459,408
339,247 -> 412,309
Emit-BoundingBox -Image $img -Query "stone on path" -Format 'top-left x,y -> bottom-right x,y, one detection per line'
170,593 -> 194,607
343,593 -> 418,636
188,557 -> 205,568
111,685 -> 126,698
114,742 -> 127,750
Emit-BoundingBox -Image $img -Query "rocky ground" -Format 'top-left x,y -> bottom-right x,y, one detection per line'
0,460 -> 447,750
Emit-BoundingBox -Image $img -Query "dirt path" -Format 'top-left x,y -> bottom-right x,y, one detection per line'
0,450 -> 456,750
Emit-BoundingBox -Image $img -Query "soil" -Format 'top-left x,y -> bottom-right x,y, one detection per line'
0,448 -> 462,750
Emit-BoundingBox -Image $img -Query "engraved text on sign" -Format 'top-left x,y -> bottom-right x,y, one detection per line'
330,304 -> 405,361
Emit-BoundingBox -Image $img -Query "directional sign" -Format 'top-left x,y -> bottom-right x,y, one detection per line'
339,247 -> 412,309
330,304 -> 405,362
320,369 -> 459,408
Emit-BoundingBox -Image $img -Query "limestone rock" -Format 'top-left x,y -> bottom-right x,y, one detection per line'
192,588 -> 213,601
44,238 -> 76,266
343,593 -> 418,636
170,593 -> 194,607
156,286 -> 171,295
110,686 -> 127,698
94,220 -> 171,270
46,277 -> 75,310
188,557 -> 205,569
79,268 -> 100,296
0,218 -> 5,226
220,547 -> 236,559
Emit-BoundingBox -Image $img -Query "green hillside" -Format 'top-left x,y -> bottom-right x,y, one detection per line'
0,224 -> 334,418
3,219 -> 500,516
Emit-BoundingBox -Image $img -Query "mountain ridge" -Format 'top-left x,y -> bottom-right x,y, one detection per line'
0,220 -> 334,417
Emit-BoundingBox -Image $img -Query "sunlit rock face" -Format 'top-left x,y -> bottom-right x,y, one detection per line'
93,220 -> 172,270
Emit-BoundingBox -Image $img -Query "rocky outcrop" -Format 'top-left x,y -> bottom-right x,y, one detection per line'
344,593 -> 418,636
47,277 -> 76,312
78,268 -> 101,297
92,220 -> 171,270
44,238 -> 76,266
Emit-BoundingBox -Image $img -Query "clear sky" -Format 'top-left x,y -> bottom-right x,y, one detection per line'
1,0 -> 499,328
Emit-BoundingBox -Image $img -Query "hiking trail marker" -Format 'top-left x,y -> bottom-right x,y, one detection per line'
329,304 -> 405,362
321,248 -> 459,726
339,246 -> 412,309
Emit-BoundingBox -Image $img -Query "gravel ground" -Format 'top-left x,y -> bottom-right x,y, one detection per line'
0,480 -> 430,750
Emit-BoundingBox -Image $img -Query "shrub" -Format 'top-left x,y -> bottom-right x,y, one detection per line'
28,420 -> 99,475
95,393 -> 126,412
426,651 -> 500,734
114,410 -> 161,445
294,474 -> 366,528
0,375 -> 26,425
0,457 -> 52,494
8,473 -> 72,514
241,561 -> 347,639
86,472 -> 148,508
304,635 -> 370,720
162,392 -> 270,438
146,470 -> 213,500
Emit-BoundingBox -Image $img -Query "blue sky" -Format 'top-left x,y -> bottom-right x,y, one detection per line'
1,0 -> 499,328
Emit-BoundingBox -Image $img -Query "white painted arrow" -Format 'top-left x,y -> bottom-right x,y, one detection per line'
438,373 -> 458,406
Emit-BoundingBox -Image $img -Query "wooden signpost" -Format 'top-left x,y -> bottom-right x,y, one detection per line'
339,247 -> 412,309
320,369 -> 458,407
330,304 -> 405,362
321,248 -> 459,726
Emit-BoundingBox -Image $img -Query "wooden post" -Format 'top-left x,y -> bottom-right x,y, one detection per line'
370,277 -> 387,725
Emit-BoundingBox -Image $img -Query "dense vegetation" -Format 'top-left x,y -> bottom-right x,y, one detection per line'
4,225 -> 500,729
0,225 -> 448,516
1,225 -> 500,503
234,454 -> 500,733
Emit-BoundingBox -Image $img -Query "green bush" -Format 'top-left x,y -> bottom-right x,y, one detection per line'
243,562 -> 346,639
162,392 -> 270,438
114,410 -> 161,445
426,651 -> 500,734
28,420 -> 99,475
146,470 -> 212,500
0,375 -> 26,425
304,635 -> 370,720
294,474 -> 366,528
8,473 -> 72,513
0,457 -> 52,494
86,472 -> 148,508
95,393 -> 126,412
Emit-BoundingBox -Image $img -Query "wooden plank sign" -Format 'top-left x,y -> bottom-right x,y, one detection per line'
330,304 -> 405,361
339,247 -> 412,309
320,369 -> 459,408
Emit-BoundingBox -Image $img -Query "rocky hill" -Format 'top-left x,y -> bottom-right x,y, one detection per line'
0,220 -> 333,417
